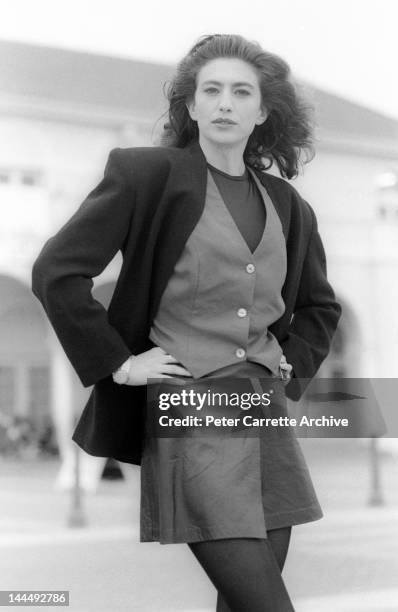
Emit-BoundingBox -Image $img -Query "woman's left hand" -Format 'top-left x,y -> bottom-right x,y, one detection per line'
279,354 -> 293,385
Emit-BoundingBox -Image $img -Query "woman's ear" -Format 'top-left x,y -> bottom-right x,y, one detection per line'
186,99 -> 197,121
255,105 -> 268,126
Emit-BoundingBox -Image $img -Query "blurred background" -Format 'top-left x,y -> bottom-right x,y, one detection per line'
1,1 -> 398,610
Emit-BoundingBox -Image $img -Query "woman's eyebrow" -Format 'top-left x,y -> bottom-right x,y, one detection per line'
201,80 -> 255,89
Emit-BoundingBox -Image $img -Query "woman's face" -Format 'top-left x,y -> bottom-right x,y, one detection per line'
186,57 -> 267,150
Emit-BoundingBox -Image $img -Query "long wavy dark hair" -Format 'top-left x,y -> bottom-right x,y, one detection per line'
160,34 -> 315,179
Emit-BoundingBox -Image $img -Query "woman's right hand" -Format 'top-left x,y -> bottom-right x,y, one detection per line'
125,347 -> 192,386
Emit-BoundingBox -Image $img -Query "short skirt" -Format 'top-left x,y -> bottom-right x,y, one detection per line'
140,361 -> 323,544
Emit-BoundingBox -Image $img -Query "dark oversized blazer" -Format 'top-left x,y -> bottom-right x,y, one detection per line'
31,140 -> 342,465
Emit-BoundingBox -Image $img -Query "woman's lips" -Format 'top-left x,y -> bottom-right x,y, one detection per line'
212,119 -> 237,126
212,118 -> 237,124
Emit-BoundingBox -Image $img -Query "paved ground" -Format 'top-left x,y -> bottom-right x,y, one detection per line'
1,438 -> 398,611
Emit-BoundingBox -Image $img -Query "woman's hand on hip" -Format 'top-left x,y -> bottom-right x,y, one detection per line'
125,347 -> 192,386
279,354 -> 293,386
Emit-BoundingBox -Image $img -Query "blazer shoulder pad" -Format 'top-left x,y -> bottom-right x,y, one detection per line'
112,145 -> 185,166
109,146 -> 186,185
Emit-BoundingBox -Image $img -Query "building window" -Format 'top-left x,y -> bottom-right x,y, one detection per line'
0,170 -> 10,184
375,171 -> 398,221
21,171 -> 41,187
0,169 -> 42,187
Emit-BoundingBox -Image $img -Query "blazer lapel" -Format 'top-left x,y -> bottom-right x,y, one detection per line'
186,140 -> 208,206
149,141 -> 207,322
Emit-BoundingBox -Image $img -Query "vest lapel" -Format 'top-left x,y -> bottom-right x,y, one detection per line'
251,168 -> 291,242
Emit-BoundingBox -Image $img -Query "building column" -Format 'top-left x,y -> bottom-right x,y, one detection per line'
14,364 -> 29,417
49,331 -> 107,492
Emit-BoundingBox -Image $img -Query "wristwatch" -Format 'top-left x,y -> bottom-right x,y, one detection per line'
112,356 -> 132,385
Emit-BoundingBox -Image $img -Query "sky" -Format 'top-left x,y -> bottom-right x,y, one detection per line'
1,0 -> 398,120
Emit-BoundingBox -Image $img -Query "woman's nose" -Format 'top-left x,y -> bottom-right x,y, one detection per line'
218,91 -> 233,111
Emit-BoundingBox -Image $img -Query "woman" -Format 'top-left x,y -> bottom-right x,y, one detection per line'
32,34 -> 341,611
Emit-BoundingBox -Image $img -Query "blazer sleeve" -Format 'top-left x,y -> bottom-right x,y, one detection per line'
280,204 -> 342,401
31,148 -> 134,388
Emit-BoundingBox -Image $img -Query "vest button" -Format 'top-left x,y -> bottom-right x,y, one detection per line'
246,263 -> 255,274
237,308 -> 247,318
235,348 -> 246,358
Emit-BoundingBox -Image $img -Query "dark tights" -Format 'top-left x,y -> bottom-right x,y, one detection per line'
188,527 -> 294,612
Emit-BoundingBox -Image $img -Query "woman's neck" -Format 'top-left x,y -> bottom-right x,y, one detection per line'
198,136 -> 246,175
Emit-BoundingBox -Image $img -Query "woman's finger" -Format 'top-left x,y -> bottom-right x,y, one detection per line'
161,364 -> 193,377
154,346 -> 168,354
151,346 -> 180,364
161,353 -> 180,364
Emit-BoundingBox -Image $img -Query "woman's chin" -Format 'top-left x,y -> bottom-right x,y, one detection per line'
203,132 -> 247,148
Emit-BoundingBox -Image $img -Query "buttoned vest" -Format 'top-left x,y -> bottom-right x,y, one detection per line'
149,167 -> 287,377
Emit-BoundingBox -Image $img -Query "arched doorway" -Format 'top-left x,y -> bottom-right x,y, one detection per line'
0,274 -> 50,427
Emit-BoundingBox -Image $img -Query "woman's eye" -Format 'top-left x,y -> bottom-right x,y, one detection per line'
202,87 -> 250,96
